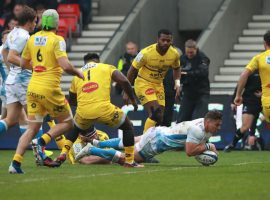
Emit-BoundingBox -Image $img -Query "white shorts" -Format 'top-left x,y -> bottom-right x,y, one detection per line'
135,127 -> 158,160
135,127 -> 186,160
5,83 -> 27,105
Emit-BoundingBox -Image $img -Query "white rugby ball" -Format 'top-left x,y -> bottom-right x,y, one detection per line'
195,150 -> 218,166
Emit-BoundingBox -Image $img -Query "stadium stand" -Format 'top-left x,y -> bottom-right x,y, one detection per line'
210,15 -> 268,95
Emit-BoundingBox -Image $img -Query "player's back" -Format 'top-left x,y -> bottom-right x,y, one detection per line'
247,50 -> 270,97
24,30 -> 66,87
70,62 -> 116,106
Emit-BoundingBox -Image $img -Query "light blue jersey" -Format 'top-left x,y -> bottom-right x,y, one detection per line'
0,45 -> 8,104
3,27 -> 31,86
136,118 -> 212,160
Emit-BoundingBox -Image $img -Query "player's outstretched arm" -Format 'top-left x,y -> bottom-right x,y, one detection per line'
185,142 -> 216,156
234,68 -> 252,106
112,70 -> 138,111
58,57 -> 84,80
173,67 -> 181,99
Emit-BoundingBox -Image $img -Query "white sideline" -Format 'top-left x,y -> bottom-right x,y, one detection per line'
1,166 -> 200,184
1,161 -> 269,184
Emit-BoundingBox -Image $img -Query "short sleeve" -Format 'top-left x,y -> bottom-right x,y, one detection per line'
132,51 -> 146,69
172,51 -> 180,69
186,126 -> 204,144
108,65 -> 117,76
69,77 -> 77,93
21,40 -> 31,60
54,37 -> 67,59
9,35 -> 28,53
246,55 -> 259,72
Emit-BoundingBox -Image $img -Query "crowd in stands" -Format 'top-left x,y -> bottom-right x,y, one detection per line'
0,0 -> 92,43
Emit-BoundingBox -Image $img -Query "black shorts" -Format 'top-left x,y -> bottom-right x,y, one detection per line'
242,103 -> 262,116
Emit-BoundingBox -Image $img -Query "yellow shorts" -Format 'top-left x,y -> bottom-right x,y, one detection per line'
74,103 -> 126,130
134,77 -> 165,106
262,96 -> 270,122
27,86 -> 71,120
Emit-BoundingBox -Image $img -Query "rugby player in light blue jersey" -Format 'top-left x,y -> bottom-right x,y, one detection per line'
75,110 -> 222,165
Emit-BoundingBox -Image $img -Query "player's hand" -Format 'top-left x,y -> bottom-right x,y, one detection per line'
254,90 -> 262,98
209,143 -> 218,155
130,99 -> 138,111
230,103 -> 236,111
234,95 -> 243,106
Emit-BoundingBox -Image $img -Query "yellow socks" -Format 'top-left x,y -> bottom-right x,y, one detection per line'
41,133 -> 52,145
124,146 -> 134,164
143,117 -> 156,133
54,135 -> 66,149
13,154 -> 23,163
61,139 -> 73,154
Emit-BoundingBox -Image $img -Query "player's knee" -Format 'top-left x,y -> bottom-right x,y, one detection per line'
119,117 -> 134,131
150,107 -> 163,124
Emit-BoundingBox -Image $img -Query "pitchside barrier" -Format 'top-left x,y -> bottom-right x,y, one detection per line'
0,94 -> 269,150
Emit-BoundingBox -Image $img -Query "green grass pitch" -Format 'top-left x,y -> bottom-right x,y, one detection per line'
1,150 -> 270,200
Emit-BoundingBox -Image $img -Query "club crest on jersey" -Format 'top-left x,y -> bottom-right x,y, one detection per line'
267,56 -> 270,64
145,88 -> 155,95
34,36 -> 47,46
82,82 -> 99,93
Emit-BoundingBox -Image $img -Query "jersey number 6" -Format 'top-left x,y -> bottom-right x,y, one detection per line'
37,49 -> 43,62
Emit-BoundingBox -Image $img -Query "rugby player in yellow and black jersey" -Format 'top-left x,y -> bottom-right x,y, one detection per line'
56,53 -> 143,168
124,29 -> 181,133
235,31 -> 270,123
9,9 -> 84,174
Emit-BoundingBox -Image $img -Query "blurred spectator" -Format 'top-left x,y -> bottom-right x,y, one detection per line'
0,0 -> 15,18
177,39 -> 210,122
3,14 -> 18,30
13,1 -> 25,17
34,3 -> 46,32
115,41 -> 138,94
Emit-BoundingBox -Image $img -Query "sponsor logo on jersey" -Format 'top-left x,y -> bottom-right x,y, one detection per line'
135,52 -> 143,62
59,40 -> 66,51
34,36 -> 47,46
267,56 -> 270,64
34,66 -> 47,72
82,82 -> 99,93
145,88 -> 155,95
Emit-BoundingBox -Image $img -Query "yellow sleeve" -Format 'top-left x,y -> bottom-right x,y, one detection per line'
69,77 -> 77,93
172,52 -> 180,69
246,55 -> 259,72
21,40 -> 31,60
132,51 -> 146,69
108,65 -> 117,76
54,37 -> 67,59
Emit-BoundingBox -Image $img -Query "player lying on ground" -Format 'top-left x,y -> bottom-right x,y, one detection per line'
74,110 -> 222,165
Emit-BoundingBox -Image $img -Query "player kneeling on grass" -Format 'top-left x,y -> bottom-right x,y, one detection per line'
74,110 -> 222,165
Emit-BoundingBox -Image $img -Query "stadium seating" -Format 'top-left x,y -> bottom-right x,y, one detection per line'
57,4 -> 81,20
0,18 -> 5,27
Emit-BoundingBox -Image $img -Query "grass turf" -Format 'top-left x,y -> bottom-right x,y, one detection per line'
0,150 -> 270,200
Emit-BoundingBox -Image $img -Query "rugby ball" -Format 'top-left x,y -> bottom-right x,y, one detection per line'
195,150 -> 218,166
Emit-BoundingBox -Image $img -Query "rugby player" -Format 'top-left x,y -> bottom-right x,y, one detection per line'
9,9 -> 84,174
124,29 -> 181,133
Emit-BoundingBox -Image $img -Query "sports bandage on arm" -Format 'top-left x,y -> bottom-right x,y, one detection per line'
205,143 -> 211,150
175,79 -> 180,87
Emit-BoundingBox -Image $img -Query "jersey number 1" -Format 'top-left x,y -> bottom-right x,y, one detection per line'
87,70 -> 91,81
